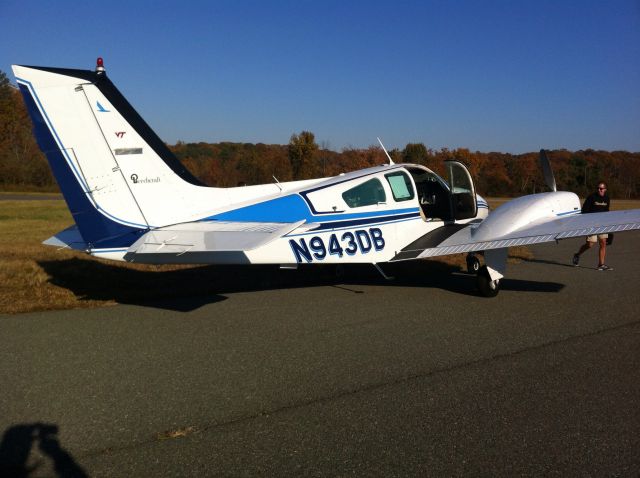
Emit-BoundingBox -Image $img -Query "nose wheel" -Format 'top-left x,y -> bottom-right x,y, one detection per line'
476,265 -> 501,297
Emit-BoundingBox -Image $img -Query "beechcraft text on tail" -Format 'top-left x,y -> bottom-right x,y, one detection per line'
12,59 -> 640,296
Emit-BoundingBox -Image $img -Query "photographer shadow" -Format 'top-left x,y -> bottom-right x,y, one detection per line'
0,423 -> 87,478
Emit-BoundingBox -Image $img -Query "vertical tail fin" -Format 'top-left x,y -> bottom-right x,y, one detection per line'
12,63 -> 209,249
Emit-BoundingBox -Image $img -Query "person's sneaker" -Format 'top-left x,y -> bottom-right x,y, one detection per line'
597,264 -> 613,271
572,254 -> 580,266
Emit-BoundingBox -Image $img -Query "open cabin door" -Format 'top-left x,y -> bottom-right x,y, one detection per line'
444,161 -> 477,221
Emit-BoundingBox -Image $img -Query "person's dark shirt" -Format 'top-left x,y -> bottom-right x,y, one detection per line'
582,192 -> 610,214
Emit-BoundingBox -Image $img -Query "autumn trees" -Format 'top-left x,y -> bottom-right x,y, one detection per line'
0,71 -> 56,191
288,131 -> 318,179
0,69 -> 638,198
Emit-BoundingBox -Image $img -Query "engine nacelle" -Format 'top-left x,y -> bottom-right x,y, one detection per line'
472,191 -> 581,241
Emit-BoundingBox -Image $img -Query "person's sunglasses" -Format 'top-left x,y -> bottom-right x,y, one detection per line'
598,187 -> 607,190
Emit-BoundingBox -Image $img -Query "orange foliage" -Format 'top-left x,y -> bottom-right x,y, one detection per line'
1,66 -> 638,198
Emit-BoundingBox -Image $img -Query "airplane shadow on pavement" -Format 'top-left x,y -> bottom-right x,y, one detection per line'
0,423 -> 87,478
38,256 -> 564,312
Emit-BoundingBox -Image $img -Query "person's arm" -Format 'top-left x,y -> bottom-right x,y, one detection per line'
582,195 -> 594,213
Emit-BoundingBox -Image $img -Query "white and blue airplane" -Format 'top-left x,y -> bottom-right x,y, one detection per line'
12,59 -> 640,296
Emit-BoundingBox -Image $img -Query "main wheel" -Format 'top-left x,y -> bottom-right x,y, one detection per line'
476,265 -> 501,297
466,253 -> 481,274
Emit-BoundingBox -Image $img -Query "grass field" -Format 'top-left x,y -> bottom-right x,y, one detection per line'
0,199 -> 200,313
1,197 -> 637,314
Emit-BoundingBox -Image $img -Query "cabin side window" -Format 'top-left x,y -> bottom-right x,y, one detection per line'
385,171 -> 415,202
342,178 -> 386,208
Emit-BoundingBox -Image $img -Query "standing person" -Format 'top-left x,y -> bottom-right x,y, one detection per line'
572,181 -> 612,270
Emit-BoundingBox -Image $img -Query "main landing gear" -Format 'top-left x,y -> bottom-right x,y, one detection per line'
476,265 -> 501,297
467,253 -> 501,297
466,253 -> 481,274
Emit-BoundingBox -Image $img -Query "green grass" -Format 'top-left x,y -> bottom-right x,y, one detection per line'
0,200 -> 203,313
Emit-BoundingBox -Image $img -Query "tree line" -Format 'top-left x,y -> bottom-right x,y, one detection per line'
1,70 -> 639,198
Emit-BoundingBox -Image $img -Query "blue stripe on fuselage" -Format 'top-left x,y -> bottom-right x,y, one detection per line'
206,195 -> 311,222
204,194 -> 421,226
312,212 -> 420,231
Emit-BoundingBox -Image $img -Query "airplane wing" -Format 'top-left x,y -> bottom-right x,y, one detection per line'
393,209 -> 640,260
123,220 -> 307,264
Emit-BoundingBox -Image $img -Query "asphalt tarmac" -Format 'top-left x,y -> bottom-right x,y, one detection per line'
1,232 -> 639,477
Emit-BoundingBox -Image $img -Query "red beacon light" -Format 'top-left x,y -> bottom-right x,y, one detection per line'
96,57 -> 105,74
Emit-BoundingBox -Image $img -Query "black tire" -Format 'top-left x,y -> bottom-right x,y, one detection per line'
476,265 -> 500,297
466,254 -> 481,274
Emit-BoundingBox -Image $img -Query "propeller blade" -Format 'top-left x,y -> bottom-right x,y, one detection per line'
539,149 -> 557,192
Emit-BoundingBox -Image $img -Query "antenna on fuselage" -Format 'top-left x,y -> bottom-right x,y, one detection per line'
377,137 -> 395,165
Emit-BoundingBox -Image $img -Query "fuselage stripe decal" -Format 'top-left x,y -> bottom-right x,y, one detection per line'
312,212 -> 421,230
285,215 -> 423,237
556,210 -> 580,217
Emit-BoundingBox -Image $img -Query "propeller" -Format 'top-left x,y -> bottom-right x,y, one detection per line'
539,149 -> 557,192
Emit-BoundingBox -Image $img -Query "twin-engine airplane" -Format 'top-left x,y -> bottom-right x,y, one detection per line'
12,59 -> 640,296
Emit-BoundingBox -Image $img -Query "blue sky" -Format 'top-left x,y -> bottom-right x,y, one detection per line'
1,0 -> 639,153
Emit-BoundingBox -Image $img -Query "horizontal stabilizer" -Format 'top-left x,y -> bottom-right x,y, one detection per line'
43,225 -> 88,251
124,220 -> 307,264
